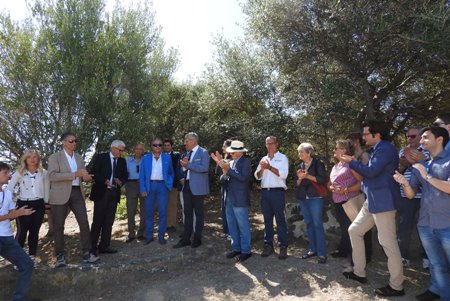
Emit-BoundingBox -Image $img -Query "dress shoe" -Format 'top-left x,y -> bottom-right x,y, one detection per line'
166,226 -> 177,233
301,251 -> 317,259
158,238 -> 167,245
374,285 -> 405,297
191,239 -> 202,248
317,256 -> 327,264
342,271 -> 368,284
125,237 -> 135,243
236,253 -> 252,262
137,235 -> 146,241
416,289 -> 440,301
278,247 -> 288,260
173,239 -> 191,249
99,248 -> 118,254
226,251 -> 242,259
330,249 -> 347,258
143,239 -> 154,245
261,244 -> 274,257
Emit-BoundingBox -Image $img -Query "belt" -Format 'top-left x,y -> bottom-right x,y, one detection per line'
128,179 -> 139,182
150,180 -> 164,182
72,186 -> 81,189
18,198 -> 44,202
261,187 -> 284,191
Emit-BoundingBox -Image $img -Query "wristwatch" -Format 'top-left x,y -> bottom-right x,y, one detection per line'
426,174 -> 433,180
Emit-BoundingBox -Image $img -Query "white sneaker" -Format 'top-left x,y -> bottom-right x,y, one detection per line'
401,258 -> 410,268
29,255 -> 38,268
83,252 -> 99,263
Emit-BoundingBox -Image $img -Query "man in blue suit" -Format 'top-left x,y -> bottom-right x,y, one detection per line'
217,140 -> 252,262
174,132 -> 210,248
139,138 -> 174,245
341,120 -> 404,297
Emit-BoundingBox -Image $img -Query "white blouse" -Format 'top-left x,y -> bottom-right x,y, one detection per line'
7,169 -> 50,203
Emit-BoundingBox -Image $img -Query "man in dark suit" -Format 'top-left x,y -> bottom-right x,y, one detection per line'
90,140 -> 128,254
173,132 -> 210,249
163,138 -> 180,233
140,138 -> 174,245
341,120 -> 404,297
217,140 -> 252,262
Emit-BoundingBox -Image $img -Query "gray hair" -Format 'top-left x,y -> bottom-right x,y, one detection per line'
185,132 -> 199,142
297,142 -> 314,155
111,140 -> 126,148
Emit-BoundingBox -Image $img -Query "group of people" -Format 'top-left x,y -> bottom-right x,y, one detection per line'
1,113 -> 449,301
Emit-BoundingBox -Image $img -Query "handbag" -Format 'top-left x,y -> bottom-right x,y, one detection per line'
310,181 -> 328,197
342,193 -> 365,222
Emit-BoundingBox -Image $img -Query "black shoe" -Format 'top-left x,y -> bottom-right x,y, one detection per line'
301,251 -> 317,259
236,253 -> 252,262
331,249 -> 347,258
191,239 -> 202,248
143,239 -> 154,245
173,239 -> 191,249
167,226 -> 177,233
374,285 -> 405,297
99,248 -> 118,254
137,235 -> 146,241
278,247 -> 288,260
343,271 -> 368,284
416,289 -> 440,301
125,237 -> 135,243
226,251 -> 241,259
317,256 -> 327,264
261,244 -> 274,257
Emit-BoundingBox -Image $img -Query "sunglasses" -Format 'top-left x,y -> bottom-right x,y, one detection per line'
152,144 -> 163,147
66,139 -> 78,144
136,165 -> 140,173
406,135 -> 417,139
433,122 -> 445,127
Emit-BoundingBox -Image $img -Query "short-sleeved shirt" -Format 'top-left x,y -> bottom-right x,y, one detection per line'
0,189 -> 15,236
126,156 -> 141,180
410,151 -> 450,229
330,162 -> 359,204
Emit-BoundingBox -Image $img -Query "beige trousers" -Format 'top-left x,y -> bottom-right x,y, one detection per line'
348,200 -> 404,290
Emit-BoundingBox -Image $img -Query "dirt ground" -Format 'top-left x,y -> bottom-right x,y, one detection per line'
0,191 -> 430,301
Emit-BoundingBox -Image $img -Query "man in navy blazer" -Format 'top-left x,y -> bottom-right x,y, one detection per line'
341,120 -> 404,297
174,132 -> 210,249
139,138 -> 174,245
216,140 -> 252,262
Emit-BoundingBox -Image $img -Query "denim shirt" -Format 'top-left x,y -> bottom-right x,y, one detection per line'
410,151 -> 450,229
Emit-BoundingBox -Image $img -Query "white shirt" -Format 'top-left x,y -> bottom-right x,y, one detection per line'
7,170 -> 49,203
186,145 -> 199,180
254,151 -> 289,189
109,152 -> 116,183
150,155 -> 164,180
0,189 -> 15,236
64,150 -> 80,186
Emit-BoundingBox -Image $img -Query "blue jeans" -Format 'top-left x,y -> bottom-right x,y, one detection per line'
299,198 -> 327,257
226,202 -> 251,254
145,181 -> 169,239
0,236 -> 34,301
418,225 -> 450,301
261,189 -> 287,247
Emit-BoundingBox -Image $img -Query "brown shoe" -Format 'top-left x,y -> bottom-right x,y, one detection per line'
278,247 -> 288,260
261,244 -> 274,257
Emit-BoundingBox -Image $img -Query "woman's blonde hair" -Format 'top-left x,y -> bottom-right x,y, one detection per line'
18,149 -> 43,175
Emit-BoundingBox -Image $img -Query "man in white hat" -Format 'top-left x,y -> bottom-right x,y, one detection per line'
216,140 -> 252,262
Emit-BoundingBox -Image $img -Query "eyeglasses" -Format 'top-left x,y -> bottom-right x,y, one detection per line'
406,135 -> 417,139
433,122 -> 445,127
152,144 -> 163,147
66,139 -> 78,144
114,147 -> 125,152
362,133 -> 370,136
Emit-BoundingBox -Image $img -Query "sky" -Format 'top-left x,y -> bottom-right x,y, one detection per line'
0,0 -> 246,82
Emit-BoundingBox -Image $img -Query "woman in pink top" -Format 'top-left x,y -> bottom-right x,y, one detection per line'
328,140 -> 363,259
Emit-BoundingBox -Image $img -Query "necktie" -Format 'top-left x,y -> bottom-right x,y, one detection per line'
112,158 -> 117,179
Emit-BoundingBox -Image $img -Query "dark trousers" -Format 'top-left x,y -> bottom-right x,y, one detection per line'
52,187 -> 91,255
15,199 -> 45,255
261,189 -> 287,247
91,189 -> 119,252
396,197 -> 421,259
182,183 -> 205,242
221,186 -> 229,234
334,202 -> 372,260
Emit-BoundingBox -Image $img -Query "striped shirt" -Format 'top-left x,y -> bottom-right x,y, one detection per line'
329,162 -> 359,204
